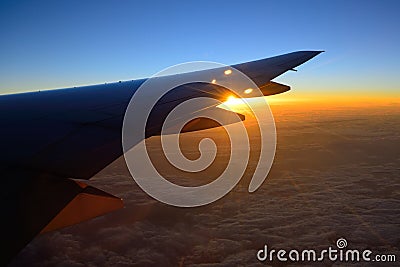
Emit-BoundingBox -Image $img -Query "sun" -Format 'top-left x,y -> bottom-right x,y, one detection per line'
226,95 -> 237,102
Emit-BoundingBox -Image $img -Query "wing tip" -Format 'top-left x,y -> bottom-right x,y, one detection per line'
306,50 -> 325,57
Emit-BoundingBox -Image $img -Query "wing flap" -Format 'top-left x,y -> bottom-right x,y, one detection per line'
259,81 -> 290,96
41,180 -> 123,233
181,108 -> 245,133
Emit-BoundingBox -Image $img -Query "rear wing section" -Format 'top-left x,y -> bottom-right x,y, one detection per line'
41,180 -> 123,233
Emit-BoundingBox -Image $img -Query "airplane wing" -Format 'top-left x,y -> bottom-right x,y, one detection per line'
0,51 -> 322,264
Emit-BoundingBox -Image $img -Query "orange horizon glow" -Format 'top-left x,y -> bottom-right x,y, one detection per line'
224,91 -> 400,106
266,91 -> 400,106
219,91 -> 400,116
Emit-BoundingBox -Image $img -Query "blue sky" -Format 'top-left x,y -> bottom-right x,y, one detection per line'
0,0 -> 399,96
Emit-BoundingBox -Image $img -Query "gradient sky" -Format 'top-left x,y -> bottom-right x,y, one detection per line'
0,0 -> 399,97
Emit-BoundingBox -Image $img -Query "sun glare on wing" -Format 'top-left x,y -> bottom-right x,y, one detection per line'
225,95 -> 244,105
218,95 -> 247,112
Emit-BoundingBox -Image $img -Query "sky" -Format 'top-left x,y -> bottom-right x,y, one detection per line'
0,0 -> 399,98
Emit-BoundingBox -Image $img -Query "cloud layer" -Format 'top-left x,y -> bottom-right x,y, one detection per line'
11,105 -> 400,266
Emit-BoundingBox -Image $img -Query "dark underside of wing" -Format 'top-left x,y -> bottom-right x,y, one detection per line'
0,51 -> 322,264
2,171 -> 123,265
